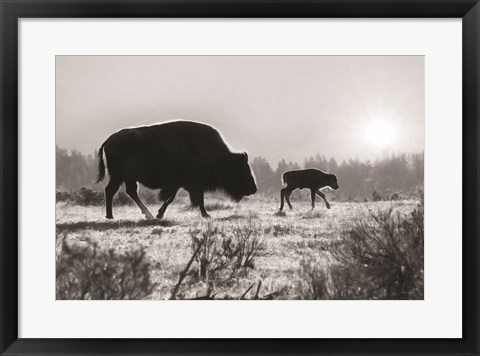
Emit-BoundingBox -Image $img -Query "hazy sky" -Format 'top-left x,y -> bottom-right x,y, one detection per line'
56,56 -> 424,165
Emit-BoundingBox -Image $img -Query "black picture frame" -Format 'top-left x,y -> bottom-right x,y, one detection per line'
1,0 -> 479,355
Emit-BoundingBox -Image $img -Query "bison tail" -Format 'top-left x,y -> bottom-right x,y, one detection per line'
96,143 -> 106,183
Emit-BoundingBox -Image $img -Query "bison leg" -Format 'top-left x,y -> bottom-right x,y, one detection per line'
280,187 -> 293,211
189,190 -> 210,218
105,178 -> 121,219
316,190 -> 331,209
310,189 -> 316,209
157,188 -> 178,219
126,181 -> 154,219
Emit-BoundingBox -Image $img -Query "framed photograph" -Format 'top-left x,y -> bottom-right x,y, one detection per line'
1,0 -> 478,355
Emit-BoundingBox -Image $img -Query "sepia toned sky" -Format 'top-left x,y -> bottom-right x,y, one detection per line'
56,56 -> 424,165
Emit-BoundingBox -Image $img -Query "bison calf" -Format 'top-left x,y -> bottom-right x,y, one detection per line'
279,169 -> 339,211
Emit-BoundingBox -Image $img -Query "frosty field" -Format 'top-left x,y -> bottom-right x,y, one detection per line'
56,194 -> 421,300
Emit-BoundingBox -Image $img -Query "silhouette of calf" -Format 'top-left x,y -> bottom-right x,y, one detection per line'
279,169 -> 339,211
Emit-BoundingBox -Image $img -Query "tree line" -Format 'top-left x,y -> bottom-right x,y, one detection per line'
56,145 -> 423,200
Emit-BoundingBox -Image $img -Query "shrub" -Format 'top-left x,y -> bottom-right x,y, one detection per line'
190,223 -> 268,282
56,190 -> 72,202
372,190 -> 383,201
388,192 -> 402,201
56,237 -> 156,299
72,187 -> 104,206
328,202 -> 424,299
114,191 -> 132,205
295,202 -> 424,300
169,222 -> 268,300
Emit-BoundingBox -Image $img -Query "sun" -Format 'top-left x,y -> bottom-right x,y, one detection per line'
364,120 -> 395,147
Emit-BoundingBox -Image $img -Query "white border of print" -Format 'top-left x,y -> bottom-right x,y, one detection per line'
19,19 -> 461,338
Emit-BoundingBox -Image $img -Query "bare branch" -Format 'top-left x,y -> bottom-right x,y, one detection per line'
170,238 -> 205,300
240,282 -> 256,300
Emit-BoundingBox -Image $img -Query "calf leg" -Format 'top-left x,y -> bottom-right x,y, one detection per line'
189,190 -> 209,218
316,190 -> 331,209
125,181 -> 154,219
310,189 -> 316,209
280,187 -> 294,210
280,187 -> 287,210
105,178 -> 121,219
157,187 -> 178,219
285,190 -> 293,209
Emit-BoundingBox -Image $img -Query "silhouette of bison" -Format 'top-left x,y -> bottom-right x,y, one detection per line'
279,169 -> 339,211
96,121 -> 257,219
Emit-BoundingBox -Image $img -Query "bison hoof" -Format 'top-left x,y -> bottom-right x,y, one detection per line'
326,205 -> 331,209
105,215 -> 114,219
201,213 -> 210,218
156,213 -> 164,219
144,212 -> 155,220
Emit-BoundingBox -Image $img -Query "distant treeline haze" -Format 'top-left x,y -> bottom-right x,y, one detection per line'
56,146 -> 423,200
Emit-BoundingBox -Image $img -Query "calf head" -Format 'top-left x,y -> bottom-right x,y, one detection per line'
327,173 -> 339,190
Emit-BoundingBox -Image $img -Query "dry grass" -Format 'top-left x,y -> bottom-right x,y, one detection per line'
56,193 -> 420,300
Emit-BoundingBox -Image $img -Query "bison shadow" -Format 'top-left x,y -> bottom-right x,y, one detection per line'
56,219 -> 176,233
219,214 -> 244,221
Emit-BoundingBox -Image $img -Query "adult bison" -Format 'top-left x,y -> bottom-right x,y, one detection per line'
96,120 -> 257,219
279,169 -> 339,211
